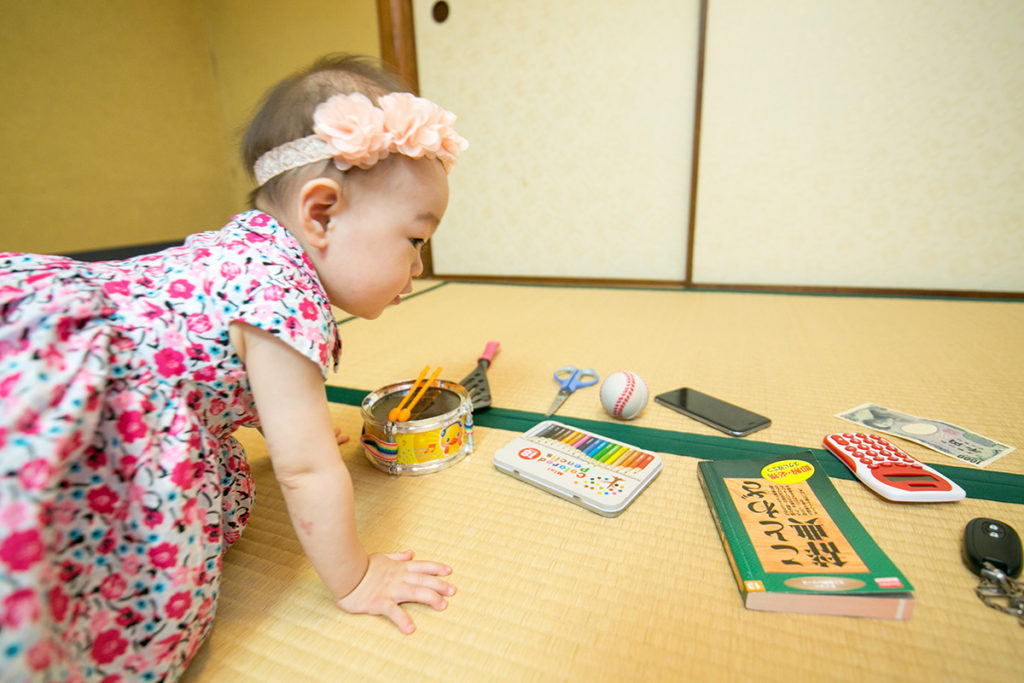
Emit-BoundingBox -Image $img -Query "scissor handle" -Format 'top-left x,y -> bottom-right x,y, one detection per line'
554,366 -> 599,391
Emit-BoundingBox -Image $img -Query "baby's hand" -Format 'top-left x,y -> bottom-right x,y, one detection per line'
336,551 -> 455,634
333,427 -> 350,445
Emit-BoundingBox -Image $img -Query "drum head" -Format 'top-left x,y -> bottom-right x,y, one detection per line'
368,387 -> 462,423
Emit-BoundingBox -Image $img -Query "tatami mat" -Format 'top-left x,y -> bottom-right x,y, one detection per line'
328,282 -> 1024,476
183,283 -> 1023,681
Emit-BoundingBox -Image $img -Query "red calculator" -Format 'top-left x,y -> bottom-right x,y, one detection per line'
823,432 -> 965,503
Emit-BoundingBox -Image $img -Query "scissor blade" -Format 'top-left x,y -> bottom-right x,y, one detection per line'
545,389 -> 571,417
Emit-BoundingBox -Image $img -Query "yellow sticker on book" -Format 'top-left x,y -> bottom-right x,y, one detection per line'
760,459 -> 814,484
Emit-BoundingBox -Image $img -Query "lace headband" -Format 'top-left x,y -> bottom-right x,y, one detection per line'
253,92 -> 468,186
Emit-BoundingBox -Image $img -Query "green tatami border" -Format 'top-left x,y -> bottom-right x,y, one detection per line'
326,386 -> 1023,505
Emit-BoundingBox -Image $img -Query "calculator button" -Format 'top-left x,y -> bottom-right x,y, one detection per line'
823,432 -> 965,502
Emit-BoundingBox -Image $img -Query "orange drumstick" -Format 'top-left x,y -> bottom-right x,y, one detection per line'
397,366 -> 442,422
388,366 -> 430,421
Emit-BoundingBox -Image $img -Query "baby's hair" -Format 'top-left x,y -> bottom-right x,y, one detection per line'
242,54 -> 409,206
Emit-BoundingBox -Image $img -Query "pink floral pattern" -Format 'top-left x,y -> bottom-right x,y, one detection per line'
0,211 -> 340,681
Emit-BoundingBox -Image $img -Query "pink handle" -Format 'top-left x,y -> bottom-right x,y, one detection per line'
479,341 -> 500,365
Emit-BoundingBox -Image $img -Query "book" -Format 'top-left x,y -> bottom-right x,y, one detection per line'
697,452 -> 914,619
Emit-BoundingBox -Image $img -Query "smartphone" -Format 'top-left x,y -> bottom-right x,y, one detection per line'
654,388 -> 770,437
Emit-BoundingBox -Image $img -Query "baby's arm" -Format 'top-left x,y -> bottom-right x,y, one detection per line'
232,322 -> 456,633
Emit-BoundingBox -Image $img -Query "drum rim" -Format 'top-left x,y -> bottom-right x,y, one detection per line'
361,379 -> 472,433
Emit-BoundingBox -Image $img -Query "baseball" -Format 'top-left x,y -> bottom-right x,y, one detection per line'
600,371 -> 648,420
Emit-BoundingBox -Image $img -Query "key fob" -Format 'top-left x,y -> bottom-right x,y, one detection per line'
962,518 -> 1022,579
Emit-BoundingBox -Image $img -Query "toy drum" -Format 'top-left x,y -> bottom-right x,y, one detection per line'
360,379 -> 474,475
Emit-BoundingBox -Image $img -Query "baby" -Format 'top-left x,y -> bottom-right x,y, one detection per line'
0,54 -> 467,680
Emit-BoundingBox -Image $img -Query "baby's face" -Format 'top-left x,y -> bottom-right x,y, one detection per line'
317,156 -> 449,319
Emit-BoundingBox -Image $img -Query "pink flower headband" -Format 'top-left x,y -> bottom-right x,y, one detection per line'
253,92 -> 468,185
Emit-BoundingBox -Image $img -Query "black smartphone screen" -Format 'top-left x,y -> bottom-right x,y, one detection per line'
654,388 -> 770,437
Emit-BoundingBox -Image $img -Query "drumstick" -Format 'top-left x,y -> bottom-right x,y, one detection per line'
396,366 -> 442,422
388,365 -> 430,421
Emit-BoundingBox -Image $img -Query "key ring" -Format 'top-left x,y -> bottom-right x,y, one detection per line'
976,562 -> 1024,627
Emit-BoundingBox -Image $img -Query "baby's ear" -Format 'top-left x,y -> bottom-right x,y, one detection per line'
297,177 -> 345,249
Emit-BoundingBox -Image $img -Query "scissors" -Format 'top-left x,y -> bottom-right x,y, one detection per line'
545,365 -> 599,417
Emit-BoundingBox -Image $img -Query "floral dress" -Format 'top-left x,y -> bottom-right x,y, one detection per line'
0,210 -> 340,681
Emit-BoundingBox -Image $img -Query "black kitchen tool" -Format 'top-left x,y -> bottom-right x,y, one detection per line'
459,341 -> 499,410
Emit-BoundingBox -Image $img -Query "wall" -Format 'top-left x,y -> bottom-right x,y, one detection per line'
0,0 -> 379,255
199,0 -> 381,209
694,0 -> 1024,292
414,0 -> 700,282
413,0 -> 1024,293
0,0 -> 234,254
6,2 -> 1020,292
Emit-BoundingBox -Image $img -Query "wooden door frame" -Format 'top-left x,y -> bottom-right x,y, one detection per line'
377,0 -> 420,94
378,0 -> 435,275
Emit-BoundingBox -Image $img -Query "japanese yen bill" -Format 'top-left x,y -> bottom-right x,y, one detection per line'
835,403 -> 1014,468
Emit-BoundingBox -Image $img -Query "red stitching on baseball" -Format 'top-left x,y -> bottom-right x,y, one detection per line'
613,372 -> 635,417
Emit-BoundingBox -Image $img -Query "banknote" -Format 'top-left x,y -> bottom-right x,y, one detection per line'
835,403 -> 1014,468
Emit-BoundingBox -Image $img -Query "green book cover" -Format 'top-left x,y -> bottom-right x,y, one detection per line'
697,452 -> 914,619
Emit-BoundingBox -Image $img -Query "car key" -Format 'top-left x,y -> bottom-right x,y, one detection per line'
962,517 -> 1023,626
963,517 -> 1022,579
